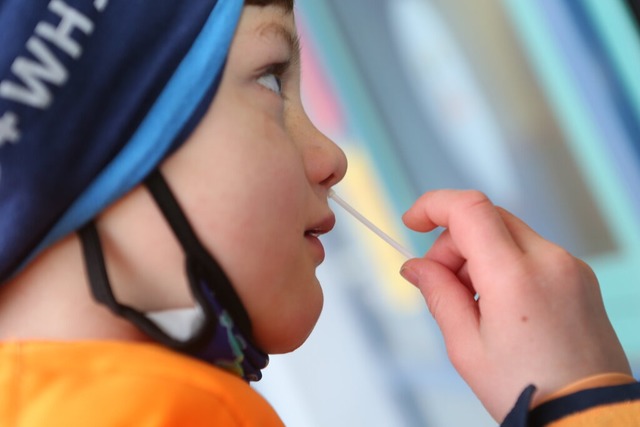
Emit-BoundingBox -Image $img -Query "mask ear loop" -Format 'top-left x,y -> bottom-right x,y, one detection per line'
78,169 -> 254,353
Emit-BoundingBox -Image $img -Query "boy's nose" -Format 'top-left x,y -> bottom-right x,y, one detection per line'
304,124 -> 348,189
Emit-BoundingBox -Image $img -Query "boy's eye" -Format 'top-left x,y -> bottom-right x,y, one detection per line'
257,72 -> 283,96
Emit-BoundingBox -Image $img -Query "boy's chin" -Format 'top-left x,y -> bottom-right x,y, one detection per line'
255,296 -> 324,354
261,328 -> 317,355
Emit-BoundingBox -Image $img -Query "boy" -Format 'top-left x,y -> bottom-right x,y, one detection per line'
1,0 -> 344,425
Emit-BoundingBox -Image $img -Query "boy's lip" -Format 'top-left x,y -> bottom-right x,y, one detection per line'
304,213 -> 336,264
304,213 -> 336,238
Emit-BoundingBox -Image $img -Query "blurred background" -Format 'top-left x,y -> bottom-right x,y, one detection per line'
256,0 -> 640,425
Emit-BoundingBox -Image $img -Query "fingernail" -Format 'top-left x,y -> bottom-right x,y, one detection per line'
400,265 -> 419,287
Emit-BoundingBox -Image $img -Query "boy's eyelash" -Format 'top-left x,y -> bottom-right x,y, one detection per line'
258,61 -> 292,97
265,61 -> 290,79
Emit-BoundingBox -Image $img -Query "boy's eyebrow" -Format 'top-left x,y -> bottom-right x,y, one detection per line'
258,22 -> 301,65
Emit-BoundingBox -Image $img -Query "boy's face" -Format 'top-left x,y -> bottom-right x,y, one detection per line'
163,5 -> 347,353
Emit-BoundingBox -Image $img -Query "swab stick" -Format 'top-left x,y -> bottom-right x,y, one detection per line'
329,189 -> 415,259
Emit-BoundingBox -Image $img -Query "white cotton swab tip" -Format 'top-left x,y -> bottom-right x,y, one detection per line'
328,189 -> 415,259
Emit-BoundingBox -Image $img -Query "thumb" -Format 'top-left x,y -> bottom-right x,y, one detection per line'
401,258 -> 480,349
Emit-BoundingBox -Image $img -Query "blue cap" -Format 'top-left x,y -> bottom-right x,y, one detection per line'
0,0 -> 243,282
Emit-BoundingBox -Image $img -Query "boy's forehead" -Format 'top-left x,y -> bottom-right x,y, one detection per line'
249,6 -> 296,36
240,7 -> 300,57
257,21 -> 299,49
244,0 -> 294,12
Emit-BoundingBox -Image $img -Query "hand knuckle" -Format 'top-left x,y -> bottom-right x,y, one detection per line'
545,246 -> 579,276
461,190 -> 492,208
451,190 -> 494,222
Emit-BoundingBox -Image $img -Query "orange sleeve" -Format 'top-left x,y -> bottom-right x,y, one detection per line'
502,374 -> 640,426
538,372 -> 637,405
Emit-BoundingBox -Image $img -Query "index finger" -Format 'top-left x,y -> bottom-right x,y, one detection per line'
403,190 -> 523,269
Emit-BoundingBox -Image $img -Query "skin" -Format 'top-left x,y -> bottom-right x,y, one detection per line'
401,189 -> 631,422
0,5 -> 347,356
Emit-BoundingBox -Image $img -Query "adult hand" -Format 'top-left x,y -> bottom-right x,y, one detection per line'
400,190 -> 631,422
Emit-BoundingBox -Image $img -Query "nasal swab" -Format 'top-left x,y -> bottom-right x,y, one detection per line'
329,189 -> 415,259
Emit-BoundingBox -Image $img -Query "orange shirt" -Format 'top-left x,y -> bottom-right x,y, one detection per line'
0,341 -> 284,427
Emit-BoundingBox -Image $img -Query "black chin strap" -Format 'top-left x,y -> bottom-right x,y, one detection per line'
144,170 -> 252,337
78,169 -> 253,348
79,220 -> 209,349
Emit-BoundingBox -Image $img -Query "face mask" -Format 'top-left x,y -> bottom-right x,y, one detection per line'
79,170 -> 268,381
